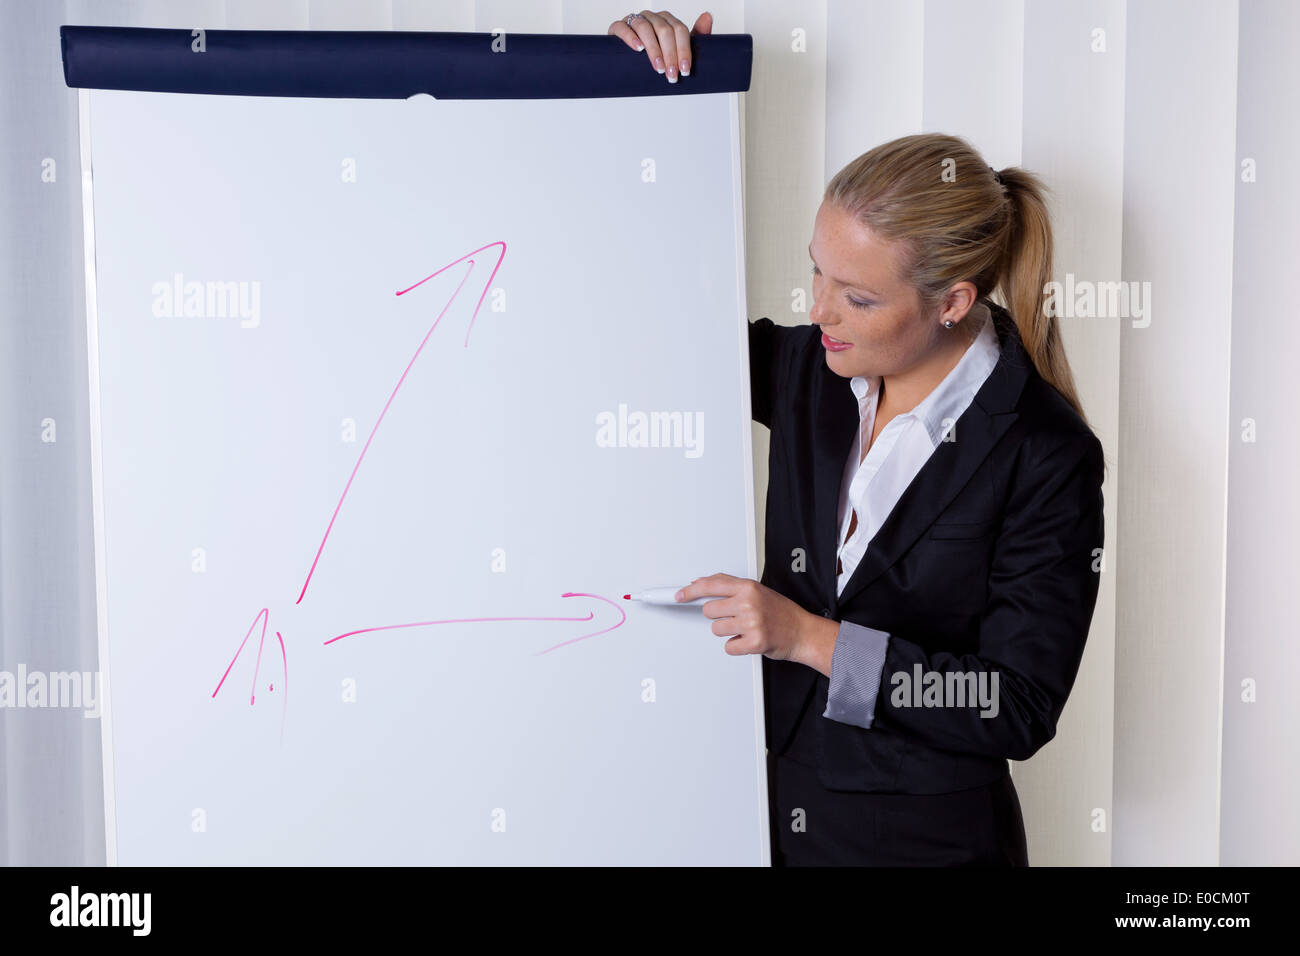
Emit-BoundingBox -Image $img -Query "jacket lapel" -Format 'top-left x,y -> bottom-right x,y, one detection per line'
810,355 -> 861,608
819,304 -> 1033,614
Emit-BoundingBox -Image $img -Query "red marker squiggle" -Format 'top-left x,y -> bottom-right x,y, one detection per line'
274,631 -> 287,744
214,241 -> 626,738
212,607 -> 270,702
211,607 -> 289,742
533,593 -> 627,656
296,240 -> 507,606
323,610 -> 596,646
322,592 -> 627,654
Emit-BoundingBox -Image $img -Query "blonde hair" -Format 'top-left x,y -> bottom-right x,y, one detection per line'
824,133 -> 1089,427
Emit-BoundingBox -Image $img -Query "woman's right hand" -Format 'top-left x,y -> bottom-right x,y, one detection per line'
607,10 -> 713,83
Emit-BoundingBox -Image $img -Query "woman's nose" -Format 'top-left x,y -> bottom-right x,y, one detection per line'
809,297 -> 823,324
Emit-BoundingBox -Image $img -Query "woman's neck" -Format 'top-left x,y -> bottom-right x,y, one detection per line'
879,301 -> 989,416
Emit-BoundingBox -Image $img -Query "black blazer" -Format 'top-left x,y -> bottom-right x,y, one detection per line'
750,301 -> 1105,794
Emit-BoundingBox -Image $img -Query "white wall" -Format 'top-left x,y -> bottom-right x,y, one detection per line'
1016,0 -> 1124,868
1113,0 -> 1239,866
1221,0 -> 1300,867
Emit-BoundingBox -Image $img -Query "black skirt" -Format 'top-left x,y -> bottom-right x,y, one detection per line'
767,750 -> 1030,866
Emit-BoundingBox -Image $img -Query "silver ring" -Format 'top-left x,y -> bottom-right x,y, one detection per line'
624,13 -> 645,27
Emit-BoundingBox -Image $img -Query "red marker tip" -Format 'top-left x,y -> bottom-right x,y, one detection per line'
623,594 -> 631,600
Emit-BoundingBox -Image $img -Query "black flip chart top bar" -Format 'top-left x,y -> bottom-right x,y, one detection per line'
60,26 -> 752,99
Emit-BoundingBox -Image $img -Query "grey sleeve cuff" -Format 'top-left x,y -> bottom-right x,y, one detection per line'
823,620 -> 890,730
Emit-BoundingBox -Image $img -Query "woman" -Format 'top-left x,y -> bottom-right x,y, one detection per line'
610,11 -> 1107,866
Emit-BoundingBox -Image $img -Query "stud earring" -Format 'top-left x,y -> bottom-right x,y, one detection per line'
943,320 -> 955,329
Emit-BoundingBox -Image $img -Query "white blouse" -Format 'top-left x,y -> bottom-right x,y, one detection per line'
834,304 -> 1002,596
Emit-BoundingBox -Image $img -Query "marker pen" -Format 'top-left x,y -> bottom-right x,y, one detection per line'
622,587 -> 721,607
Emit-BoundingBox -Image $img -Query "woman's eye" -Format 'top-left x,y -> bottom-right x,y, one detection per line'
811,264 -> 870,309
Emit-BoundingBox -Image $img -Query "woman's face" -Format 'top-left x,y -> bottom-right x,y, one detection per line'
809,200 -> 948,382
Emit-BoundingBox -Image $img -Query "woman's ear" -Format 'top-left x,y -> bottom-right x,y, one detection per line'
938,282 -> 980,326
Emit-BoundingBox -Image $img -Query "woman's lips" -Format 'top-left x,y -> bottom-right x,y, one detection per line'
821,332 -> 852,352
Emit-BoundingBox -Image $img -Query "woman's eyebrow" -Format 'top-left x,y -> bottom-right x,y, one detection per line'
808,243 -> 880,296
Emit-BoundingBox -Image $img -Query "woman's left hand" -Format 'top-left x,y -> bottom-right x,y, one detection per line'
676,573 -> 839,676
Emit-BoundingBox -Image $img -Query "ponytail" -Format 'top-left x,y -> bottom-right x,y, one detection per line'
995,167 -> 1088,427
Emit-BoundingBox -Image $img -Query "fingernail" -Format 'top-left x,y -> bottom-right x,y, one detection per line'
675,589 -> 684,601
667,69 -> 677,83
635,43 -> 644,51
681,60 -> 690,75
655,56 -> 665,73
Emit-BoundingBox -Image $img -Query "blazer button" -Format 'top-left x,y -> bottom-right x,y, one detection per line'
821,608 -> 832,617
